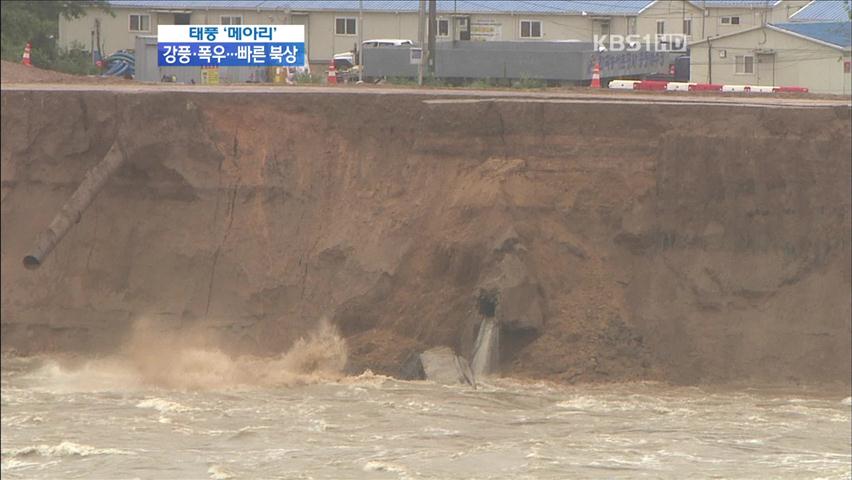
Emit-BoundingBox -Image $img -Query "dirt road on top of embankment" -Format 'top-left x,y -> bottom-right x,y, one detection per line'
2,82 -> 850,108
1,87 -> 850,386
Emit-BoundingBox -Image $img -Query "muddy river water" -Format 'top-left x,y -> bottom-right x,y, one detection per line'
2,354 -> 850,480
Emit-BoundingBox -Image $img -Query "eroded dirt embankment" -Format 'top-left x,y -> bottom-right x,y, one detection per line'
1,91 -> 850,385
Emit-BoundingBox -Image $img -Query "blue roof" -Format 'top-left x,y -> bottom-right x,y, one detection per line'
694,0 -> 781,7
106,0 -> 655,15
771,21 -> 852,47
105,0 -> 824,15
790,0 -> 851,22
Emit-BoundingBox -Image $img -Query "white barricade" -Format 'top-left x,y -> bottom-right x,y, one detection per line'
608,80 -> 639,90
665,82 -> 694,92
748,85 -> 775,93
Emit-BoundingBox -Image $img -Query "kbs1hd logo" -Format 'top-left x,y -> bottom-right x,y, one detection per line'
593,34 -> 688,53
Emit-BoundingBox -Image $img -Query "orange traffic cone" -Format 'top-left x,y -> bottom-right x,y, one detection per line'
590,62 -> 601,88
327,60 -> 337,85
22,42 -> 32,67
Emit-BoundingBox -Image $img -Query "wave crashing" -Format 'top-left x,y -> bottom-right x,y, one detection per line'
21,318 -> 348,391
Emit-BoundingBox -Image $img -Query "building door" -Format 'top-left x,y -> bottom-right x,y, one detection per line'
456,16 -> 470,41
593,19 -> 611,38
756,52 -> 775,86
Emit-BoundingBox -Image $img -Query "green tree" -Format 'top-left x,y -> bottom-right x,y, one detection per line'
1,1 -> 111,70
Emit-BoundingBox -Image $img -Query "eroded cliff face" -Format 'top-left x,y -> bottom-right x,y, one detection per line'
2,91 -> 849,384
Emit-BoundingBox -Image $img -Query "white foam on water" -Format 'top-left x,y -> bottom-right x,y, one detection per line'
1,389 -> 37,406
207,464 -> 235,479
655,449 -> 725,464
421,426 -> 460,437
729,438 -> 766,446
308,418 -> 336,432
0,457 -> 41,472
404,399 -> 436,412
524,448 -> 560,462
596,435 -> 649,447
340,369 -> 395,386
555,395 -> 640,412
841,396 -> 851,406
363,460 -> 412,478
1,414 -> 45,426
588,454 -> 661,469
2,441 -> 133,458
136,397 -> 195,414
262,448 -> 301,460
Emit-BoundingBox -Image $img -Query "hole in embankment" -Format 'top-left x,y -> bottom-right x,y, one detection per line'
22,256 -> 40,270
477,289 -> 497,318
499,328 -> 539,369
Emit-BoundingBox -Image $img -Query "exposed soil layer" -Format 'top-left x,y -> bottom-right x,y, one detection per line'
1,90 -> 850,385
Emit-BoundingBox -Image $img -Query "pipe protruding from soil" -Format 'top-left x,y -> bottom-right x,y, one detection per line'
22,255 -> 41,270
22,140 -> 126,270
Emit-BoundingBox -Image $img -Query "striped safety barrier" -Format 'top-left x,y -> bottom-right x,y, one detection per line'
773,86 -> 809,93
689,83 -> 723,92
611,80 -> 809,94
748,85 -> 776,93
634,80 -> 669,91
609,80 -> 639,90
665,82 -> 694,92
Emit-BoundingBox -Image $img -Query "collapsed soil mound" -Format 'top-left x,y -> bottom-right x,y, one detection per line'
1,90 -> 850,385
0,60 -> 128,84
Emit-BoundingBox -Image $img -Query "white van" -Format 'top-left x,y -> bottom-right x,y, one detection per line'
334,39 -> 415,65
360,39 -> 414,48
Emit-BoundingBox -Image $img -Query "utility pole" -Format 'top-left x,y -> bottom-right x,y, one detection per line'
708,39 -> 712,84
762,0 -> 770,26
454,0 -> 458,40
418,0 -> 425,85
428,0 -> 437,77
358,0 -> 364,83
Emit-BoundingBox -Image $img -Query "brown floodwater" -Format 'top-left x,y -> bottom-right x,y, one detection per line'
2,349 -> 849,480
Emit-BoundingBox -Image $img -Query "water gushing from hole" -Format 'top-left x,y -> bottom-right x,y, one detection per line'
471,318 -> 500,377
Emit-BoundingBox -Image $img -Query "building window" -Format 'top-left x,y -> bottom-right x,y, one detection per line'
174,13 -> 191,25
437,18 -> 449,37
335,17 -> 357,35
656,20 -> 665,35
627,17 -> 637,35
683,18 -> 692,36
735,55 -> 754,74
598,20 -> 610,37
221,16 -> 242,25
129,14 -> 150,32
520,20 -> 542,38
721,16 -> 740,25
